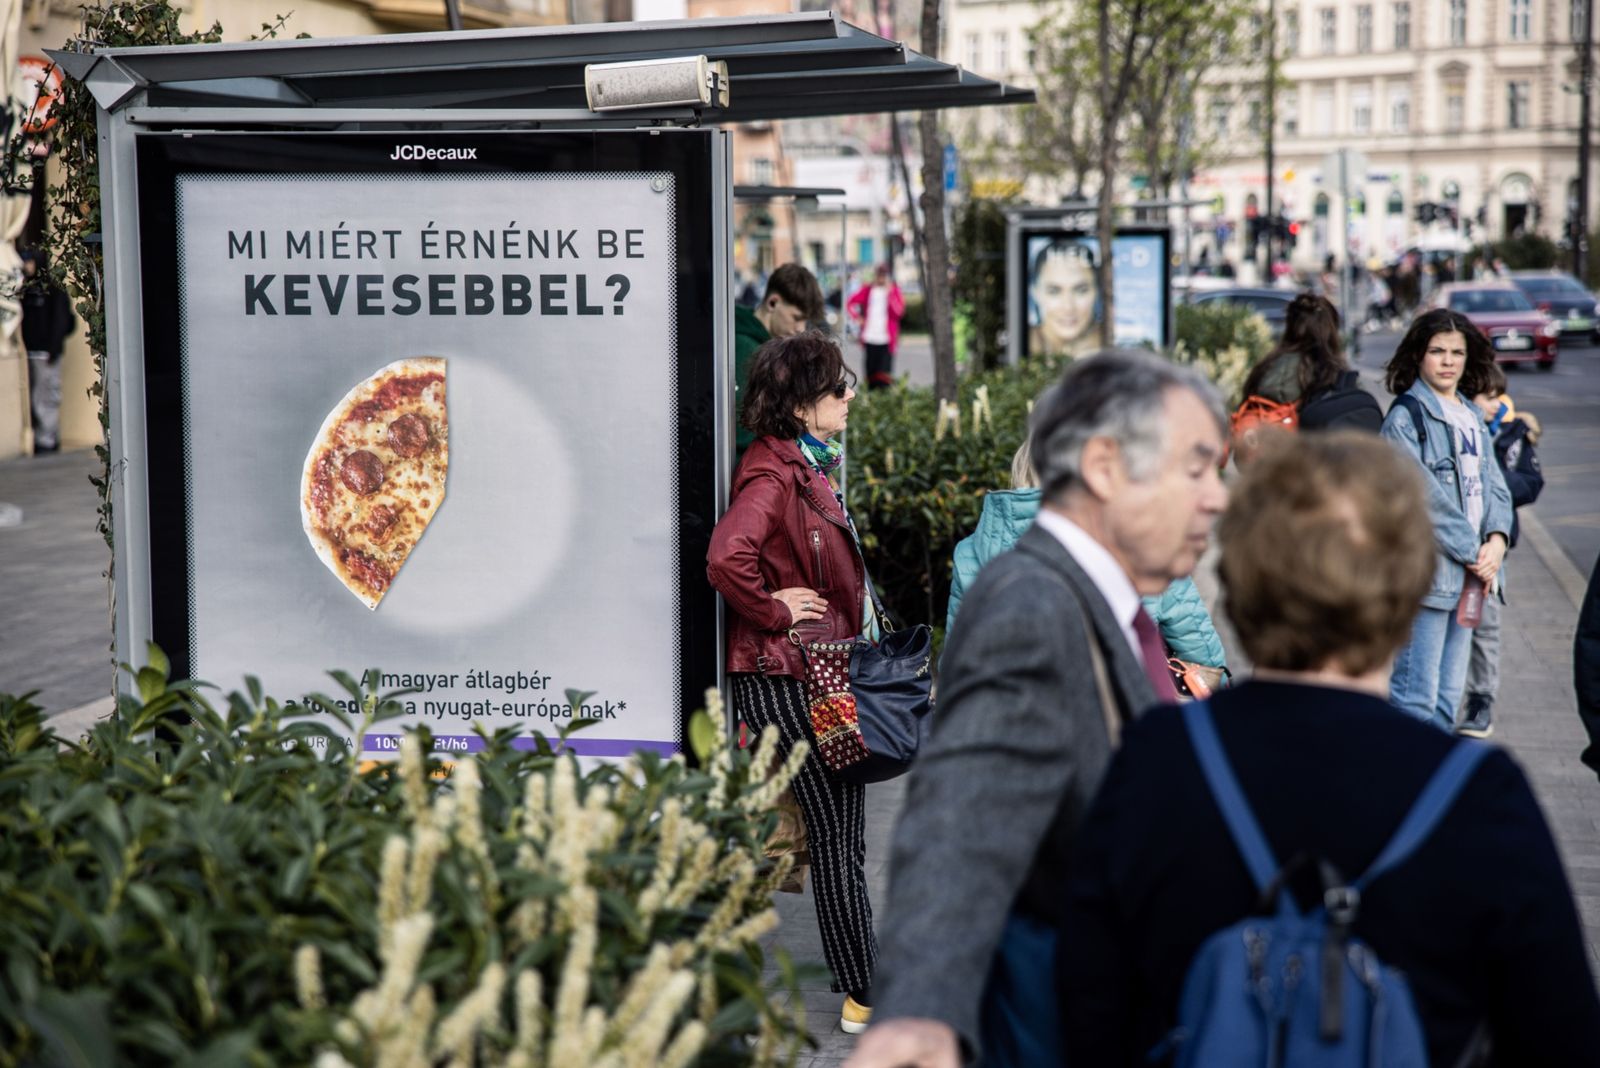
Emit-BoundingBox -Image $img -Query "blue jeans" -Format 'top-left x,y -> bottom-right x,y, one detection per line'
1390,606 -> 1473,731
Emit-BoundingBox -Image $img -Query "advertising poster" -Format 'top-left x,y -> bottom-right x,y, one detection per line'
1022,230 -> 1170,358
133,133 -> 719,759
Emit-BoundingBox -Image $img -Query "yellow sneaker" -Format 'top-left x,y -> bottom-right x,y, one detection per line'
840,994 -> 872,1034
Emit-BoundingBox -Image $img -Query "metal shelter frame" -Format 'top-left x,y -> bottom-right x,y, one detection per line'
50,12 -> 1033,126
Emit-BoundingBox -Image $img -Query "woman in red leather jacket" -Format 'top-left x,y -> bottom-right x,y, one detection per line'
707,332 -> 879,1033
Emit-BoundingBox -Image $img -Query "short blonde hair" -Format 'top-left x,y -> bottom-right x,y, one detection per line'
1218,432 -> 1435,676
1009,438 -> 1038,490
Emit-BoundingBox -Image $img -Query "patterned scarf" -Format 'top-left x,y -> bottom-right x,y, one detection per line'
797,432 -> 844,475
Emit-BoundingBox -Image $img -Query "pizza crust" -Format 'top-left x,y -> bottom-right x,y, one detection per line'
300,357 -> 449,609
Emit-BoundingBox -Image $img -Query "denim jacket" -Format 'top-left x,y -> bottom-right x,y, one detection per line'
1380,379 -> 1514,611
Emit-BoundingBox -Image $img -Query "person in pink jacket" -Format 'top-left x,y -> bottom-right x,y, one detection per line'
846,264 -> 906,390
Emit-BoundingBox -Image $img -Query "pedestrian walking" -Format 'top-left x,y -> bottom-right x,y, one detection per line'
1458,364 -> 1544,737
1058,432 -> 1600,1067
734,263 -> 825,456
19,250 -> 75,454
1380,309 -> 1513,731
845,351 -> 1228,1068
705,333 -> 878,1033
845,264 -> 905,391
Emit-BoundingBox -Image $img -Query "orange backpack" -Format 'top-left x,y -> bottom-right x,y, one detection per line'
1228,395 -> 1298,467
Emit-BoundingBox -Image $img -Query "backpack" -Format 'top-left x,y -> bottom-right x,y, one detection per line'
1164,701 -> 1490,1068
1299,371 -> 1383,432
1229,395 -> 1299,466
1387,393 -> 1428,450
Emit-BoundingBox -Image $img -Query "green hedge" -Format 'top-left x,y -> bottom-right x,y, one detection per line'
846,301 -> 1270,635
0,659 -> 809,1067
845,356 -> 1065,635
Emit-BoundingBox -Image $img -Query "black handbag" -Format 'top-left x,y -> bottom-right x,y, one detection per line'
792,512 -> 935,785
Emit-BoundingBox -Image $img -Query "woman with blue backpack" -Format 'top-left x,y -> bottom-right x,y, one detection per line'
1379,309 -> 1514,731
1057,433 -> 1598,1066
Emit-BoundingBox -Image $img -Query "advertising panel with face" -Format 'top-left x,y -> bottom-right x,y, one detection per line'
1024,232 -> 1169,359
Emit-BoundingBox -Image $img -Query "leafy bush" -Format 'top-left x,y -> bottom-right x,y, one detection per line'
0,656 -> 809,1067
951,198 -> 1015,371
845,356 -> 1065,630
1493,232 -> 1560,271
1171,301 -> 1273,406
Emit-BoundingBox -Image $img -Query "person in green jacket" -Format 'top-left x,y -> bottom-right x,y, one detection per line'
947,439 -> 1227,670
735,264 -> 825,457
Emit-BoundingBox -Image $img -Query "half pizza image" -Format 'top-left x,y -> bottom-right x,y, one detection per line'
300,357 -> 449,609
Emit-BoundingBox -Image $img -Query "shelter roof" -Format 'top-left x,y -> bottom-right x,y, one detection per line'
51,12 -> 1033,123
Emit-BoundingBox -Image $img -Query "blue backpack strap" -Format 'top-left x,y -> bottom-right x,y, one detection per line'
1387,393 -> 1427,450
1357,741 -> 1491,891
1181,701 -> 1281,897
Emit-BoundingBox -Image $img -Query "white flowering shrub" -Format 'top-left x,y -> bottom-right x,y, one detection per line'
0,655 -> 811,1067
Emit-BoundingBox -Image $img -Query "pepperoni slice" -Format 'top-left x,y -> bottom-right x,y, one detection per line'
365,503 -> 399,541
387,413 -> 431,458
340,450 -> 384,495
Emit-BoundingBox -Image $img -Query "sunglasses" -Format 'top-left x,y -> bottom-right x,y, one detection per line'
827,376 -> 856,400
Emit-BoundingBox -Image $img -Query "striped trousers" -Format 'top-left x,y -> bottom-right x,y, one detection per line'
732,672 -> 877,996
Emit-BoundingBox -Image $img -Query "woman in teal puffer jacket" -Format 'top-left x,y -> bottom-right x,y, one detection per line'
945,443 -> 1227,669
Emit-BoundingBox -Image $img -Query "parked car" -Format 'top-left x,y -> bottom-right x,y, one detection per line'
1429,283 -> 1558,371
1186,287 -> 1296,336
1507,270 -> 1600,343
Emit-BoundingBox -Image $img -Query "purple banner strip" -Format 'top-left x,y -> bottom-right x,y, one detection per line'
363,734 -> 678,757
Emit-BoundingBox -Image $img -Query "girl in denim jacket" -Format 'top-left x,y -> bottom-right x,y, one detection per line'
1380,309 -> 1513,731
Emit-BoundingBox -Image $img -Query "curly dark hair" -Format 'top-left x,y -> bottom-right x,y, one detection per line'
1384,308 -> 1496,399
1240,292 -> 1346,403
741,332 -> 856,440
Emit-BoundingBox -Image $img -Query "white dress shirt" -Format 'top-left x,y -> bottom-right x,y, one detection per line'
1033,507 -> 1143,664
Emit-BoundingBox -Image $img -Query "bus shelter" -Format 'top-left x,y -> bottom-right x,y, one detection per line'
54,12 -> 1030,758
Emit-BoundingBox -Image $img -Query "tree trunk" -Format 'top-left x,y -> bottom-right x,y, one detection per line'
919,0 -> 958,402
1095,0 -> 1117,349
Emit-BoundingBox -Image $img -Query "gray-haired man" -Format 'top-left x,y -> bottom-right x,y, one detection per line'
846,351 -> 1228,1067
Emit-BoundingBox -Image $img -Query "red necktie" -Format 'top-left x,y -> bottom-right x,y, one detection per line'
1132,607 -> 1180,704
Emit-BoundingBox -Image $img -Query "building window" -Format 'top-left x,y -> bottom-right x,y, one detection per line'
1510,0 -> 1531,40
1283,90 -> 1300,135
1393,1 -> 1411,48
1315,84 -> 1335,133
1577,0 -> 1590,43
1025,36 -> 1037,70
1508,80 -> 1530,128
1250,14 -> 1264,56
1351,84 -> 1373,133
993,31 -> 1009,73
1445,81 -> 1465,131
1320,7 -> 1338,51
1357,5 -> 1373,51
1448,0 -> 1467,44
750,157 -> 774,185
963,32 -> 981,71
1389,82 -> 1411,131
1247,96 -> 1263,133
1284,8 -> 1300,55
1211,99 -> 1231,137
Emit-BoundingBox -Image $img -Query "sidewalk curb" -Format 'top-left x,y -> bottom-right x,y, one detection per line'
1520,509 -> 1589,614
49,693 -> 115,740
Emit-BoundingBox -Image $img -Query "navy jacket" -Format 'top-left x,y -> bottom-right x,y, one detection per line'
1059,680 -> 1600,1067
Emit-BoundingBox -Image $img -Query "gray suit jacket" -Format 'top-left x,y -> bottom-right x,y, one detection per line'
873,522 -> 1157,1060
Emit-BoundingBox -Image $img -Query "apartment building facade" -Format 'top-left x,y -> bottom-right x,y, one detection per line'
947,0 -> 1597,267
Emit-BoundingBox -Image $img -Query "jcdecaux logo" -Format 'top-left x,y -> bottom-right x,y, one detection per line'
390,144 -> 479,161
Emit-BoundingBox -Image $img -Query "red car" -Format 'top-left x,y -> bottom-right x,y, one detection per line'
1430,283 -> 1559,371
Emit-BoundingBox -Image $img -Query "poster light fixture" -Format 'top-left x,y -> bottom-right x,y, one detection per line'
584,56 -> 730,112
